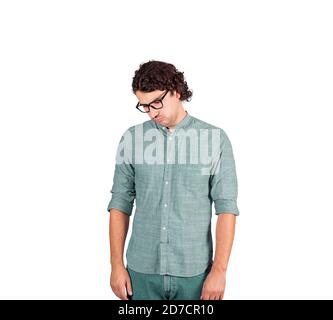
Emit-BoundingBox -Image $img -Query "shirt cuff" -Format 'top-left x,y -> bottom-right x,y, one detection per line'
214,199 -> 239,216
107,196 -> 134,216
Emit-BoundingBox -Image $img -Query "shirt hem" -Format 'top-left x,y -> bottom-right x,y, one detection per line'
126,260 -> 213,277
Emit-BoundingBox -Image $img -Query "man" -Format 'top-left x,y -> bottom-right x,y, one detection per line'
108,60 -> 239,300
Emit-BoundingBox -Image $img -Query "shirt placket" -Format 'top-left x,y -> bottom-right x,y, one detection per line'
159,127 -> 175,274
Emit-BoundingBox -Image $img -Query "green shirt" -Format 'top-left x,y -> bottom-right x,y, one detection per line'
107,111 -> 239,277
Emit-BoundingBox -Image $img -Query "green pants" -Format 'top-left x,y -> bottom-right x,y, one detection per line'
126,264 -> 212,300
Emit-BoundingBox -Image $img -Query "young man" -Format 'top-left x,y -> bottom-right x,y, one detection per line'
108,60 -> 239,300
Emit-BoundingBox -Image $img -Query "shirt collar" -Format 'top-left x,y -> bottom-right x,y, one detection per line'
153,110 -> 193,132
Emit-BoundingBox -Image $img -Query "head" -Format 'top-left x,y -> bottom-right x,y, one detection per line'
132,60 -> 193,128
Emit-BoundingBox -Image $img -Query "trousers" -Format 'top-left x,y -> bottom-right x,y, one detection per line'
126,264 -> 212,300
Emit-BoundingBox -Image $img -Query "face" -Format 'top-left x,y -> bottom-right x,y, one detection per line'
135,89 -> 181,127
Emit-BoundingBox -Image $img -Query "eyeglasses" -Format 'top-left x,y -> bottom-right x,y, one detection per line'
136,90 -> 169,113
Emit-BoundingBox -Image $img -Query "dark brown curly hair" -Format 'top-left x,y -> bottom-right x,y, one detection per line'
132,60 -> 193,102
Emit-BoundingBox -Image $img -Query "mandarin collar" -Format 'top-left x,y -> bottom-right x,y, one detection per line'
153,111 -> 193,132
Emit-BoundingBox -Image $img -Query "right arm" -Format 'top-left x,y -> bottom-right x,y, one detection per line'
109,208 -> 132,300
109,208 -> 129,270
107,129 -> 135,300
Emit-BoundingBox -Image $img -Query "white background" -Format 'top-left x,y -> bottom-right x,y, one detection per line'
0,0 -> 332,299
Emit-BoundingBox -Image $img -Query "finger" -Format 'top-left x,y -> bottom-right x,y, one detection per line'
116,287 -> 128,300
114,289 -> 121,300
126,279 -> 133,296
122,287 -> 129,300
201,294 -> 207,300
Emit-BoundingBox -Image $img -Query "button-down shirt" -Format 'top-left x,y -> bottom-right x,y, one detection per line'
107,111 -> 239,277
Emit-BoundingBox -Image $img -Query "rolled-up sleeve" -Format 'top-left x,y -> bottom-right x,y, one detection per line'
106,130 -> 135,216
209,129 -> 239,216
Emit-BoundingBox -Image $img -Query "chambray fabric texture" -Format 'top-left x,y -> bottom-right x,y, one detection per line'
126,263 -> 212,300
107,112 -> 239,277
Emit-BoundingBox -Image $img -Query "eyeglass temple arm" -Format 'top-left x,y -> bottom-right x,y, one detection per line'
137,90 -> 168,107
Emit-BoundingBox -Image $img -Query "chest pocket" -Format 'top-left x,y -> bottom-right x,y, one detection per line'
180,164 -> 211,198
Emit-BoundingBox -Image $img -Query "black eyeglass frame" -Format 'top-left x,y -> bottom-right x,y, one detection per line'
135,90 -> 169,113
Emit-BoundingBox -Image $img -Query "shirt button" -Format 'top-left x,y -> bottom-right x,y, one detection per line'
169,137 -> 172,141
165,181 -> 168,184
162,226 -> 166,230
164,203 -> 168,207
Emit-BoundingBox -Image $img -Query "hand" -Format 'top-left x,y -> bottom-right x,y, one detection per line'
200,267 -> 226,300
110,265 -> 133,300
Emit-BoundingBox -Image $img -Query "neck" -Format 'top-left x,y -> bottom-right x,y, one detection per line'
167,108 -> 187,129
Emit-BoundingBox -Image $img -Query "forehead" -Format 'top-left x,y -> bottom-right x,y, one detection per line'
135,90 -> 165,104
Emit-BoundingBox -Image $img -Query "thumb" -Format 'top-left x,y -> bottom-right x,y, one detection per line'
126,279 -> 133,296
200,290 -> 203,300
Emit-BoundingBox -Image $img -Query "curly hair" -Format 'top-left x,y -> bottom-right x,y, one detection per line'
132,60 -> 193,102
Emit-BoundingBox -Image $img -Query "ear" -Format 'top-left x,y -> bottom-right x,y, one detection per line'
173,90 -> 181,100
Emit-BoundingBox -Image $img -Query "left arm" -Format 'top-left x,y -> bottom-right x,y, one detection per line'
201,129 -> 239,300
212,213 -> 236,273
200,213 -> 236,300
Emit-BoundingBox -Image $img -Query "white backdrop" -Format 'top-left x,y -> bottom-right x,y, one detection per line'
0,0 -> 332,299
